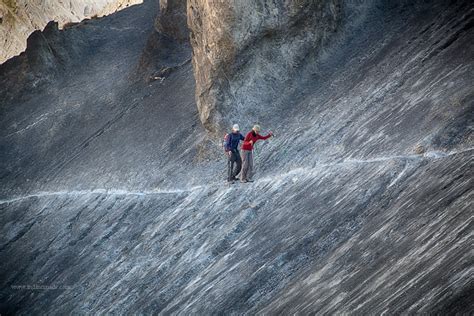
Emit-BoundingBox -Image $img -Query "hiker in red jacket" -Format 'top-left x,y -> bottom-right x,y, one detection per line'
240,125 -> 273,183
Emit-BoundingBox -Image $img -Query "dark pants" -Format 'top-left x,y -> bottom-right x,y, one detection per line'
227,150 -> 242,181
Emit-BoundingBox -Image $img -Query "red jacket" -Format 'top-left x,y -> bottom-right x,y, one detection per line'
242,131 -> 271,150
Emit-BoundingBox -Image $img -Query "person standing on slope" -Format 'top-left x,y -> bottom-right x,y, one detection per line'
224,124 -> 245,183
240,125 -> 273,183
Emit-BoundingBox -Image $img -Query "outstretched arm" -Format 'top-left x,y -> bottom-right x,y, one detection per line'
258,132 -> 273,140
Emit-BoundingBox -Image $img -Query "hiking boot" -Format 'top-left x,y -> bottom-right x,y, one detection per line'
246,179 -> 254,183
240,179 -> 248,183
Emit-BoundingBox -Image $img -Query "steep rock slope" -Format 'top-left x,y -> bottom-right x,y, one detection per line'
0,0 -> 473,314
0,0 -> 199,198
0,0 -> 142,63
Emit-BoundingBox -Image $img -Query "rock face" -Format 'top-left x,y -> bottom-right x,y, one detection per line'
156,0 -> 188,41
137,0 -> 190,80
187,0 -> 342,133
0,0 -> 142,63
0,0 -> 473,314
0,21 -> 76,102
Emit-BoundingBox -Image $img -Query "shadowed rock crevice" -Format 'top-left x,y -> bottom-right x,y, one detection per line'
137,0 -> 191,81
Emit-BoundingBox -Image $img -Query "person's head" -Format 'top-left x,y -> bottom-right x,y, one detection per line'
232,124 -> 240,133
252,124 -> 261,133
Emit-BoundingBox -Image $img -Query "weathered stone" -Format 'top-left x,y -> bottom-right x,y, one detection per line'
156,0 -> 188,41
0,0 -> 473,314
137,0 -> 191,81
187,0 -> 342,133
0,0 -> 142,63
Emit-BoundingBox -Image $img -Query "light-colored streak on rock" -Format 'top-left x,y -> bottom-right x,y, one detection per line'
2,147 -> 471,205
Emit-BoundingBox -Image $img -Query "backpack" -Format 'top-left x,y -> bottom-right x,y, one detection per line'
223,133 -> 231,152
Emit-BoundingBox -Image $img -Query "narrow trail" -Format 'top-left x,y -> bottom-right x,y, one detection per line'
1,147 -> 472,205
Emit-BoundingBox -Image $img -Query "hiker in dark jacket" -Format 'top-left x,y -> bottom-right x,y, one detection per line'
240,124 -> 273,182
224,124 -> 245,183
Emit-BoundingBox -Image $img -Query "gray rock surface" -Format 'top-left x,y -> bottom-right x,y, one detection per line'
0,0 -> 142,63
0,0 -> 473,314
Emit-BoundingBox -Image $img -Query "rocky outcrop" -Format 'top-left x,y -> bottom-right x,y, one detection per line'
0,21 -> 68,101
0,0 -> 142,63
187,0 -> 342,133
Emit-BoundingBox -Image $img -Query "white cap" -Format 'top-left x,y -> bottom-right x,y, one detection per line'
232,124 -> 240,131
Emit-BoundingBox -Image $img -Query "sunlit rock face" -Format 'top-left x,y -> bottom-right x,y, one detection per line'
0,0 -> 142,63
187,0 -> 342,133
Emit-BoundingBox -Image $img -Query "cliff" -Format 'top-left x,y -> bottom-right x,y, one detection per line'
0,0 -> 472,314
187,0 -> 342,133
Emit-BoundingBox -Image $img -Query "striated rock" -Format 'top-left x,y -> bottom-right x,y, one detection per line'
187,0 -> 342,133
0,0 -> 142,63
0,0 -> 473,314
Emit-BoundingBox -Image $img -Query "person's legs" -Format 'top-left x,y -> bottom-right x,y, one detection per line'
227,153 -> 235,182
241,150 -> 250,181
247,150 -> 254,180
232,150 -> 242,179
